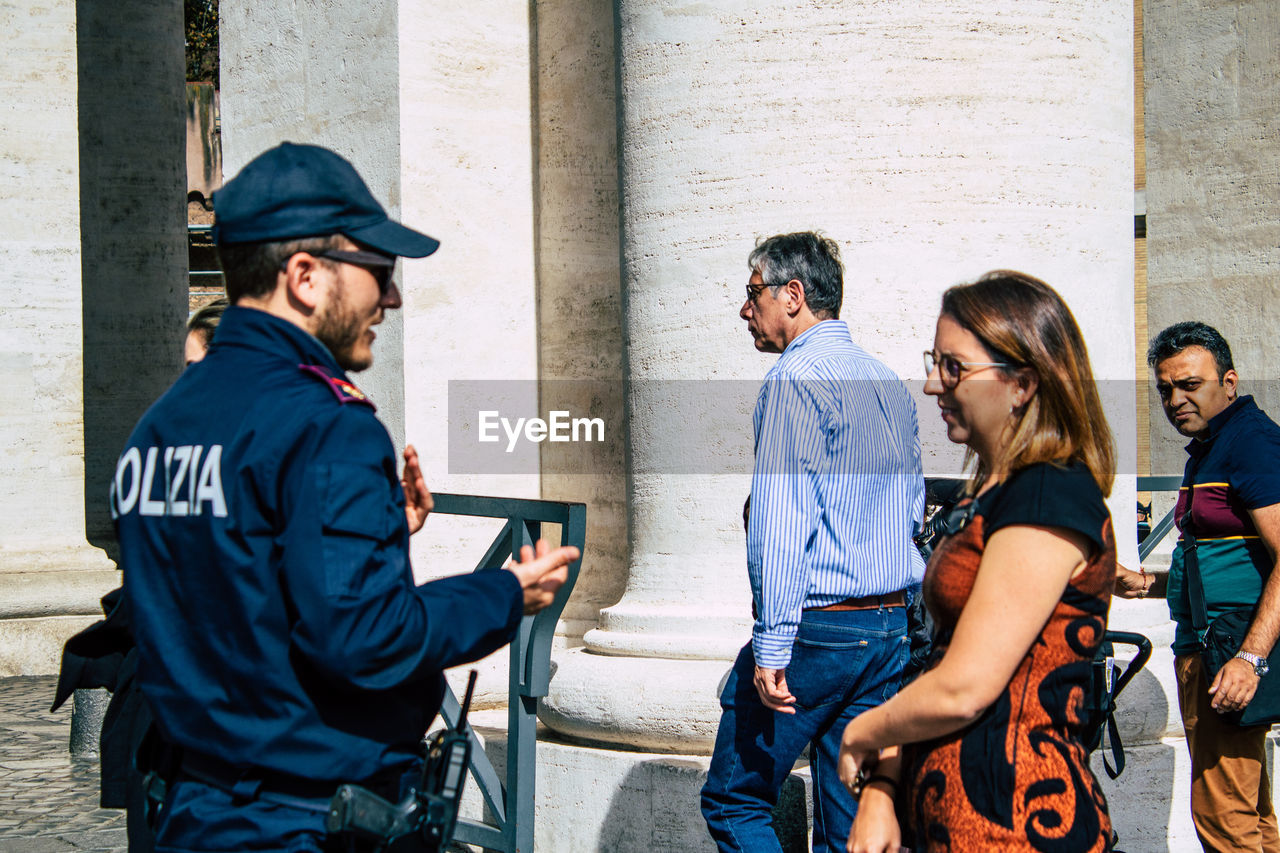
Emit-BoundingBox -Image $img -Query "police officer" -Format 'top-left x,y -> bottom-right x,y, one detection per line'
112,142 -> 578,852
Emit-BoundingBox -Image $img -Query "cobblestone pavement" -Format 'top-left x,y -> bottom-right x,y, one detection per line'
0,676 -> 126,852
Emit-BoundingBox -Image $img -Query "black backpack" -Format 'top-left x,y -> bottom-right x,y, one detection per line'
1081,631 -> 1152,780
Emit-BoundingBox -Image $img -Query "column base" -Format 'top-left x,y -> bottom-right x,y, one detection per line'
0,615 -> 103,676
585,601 -> 750,660
0,556 -> 121,676
464,720 -> 811,853
463,724 -> 1232,853
0,567 -> 120,619
540,646 -> 737,753
0,544 -> 115,576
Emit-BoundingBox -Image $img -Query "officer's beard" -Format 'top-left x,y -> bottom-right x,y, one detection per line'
313,291 -> 374,373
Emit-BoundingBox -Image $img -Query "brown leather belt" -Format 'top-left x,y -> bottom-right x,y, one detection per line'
806,590 -> 906,612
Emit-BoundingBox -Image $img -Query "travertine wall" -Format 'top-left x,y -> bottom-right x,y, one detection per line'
0,0 -> 91,575
186,83 -> 222,201
0,0 -> 186,674
396,0 -> 542,567
1144,0 -> 1280,475
0,0 -> 106,674
219,0 -> 407,451
395,0 -> 543,704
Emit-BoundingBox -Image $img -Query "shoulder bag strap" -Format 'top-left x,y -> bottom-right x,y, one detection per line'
1181,456 -> 1210,639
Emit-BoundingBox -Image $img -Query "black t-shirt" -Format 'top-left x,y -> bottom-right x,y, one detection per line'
978,461 -> 1109,554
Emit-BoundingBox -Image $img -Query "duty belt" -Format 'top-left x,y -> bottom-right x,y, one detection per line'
179,749 -> 405,812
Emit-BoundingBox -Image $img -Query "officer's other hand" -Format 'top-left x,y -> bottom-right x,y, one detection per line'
1209,656 -> 1260,713
508,540 -> 578,614
401,444 -> 433,535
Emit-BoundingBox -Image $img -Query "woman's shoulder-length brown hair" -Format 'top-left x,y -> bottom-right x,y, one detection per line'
942,270 -> 1116,497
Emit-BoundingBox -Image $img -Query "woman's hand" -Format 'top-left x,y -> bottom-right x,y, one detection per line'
847,784 -> 902,853
838,723 -> 879,794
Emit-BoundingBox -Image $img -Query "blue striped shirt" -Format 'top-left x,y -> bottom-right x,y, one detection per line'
748,320 -> 926,668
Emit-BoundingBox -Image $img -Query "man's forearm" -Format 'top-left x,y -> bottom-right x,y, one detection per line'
1242,555 -> 1280,658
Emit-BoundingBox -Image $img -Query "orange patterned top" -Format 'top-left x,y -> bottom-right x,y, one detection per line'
903,462 -> 1116,852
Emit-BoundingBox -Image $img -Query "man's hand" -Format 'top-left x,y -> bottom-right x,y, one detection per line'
1210,656 -> 1261,713
508,540 -> 579,614
753,666 -> 796,714
1113,563 -> 1163,599
1214,502 -> 1280,714
401,444 -> 433,535
1113,565 -> 1147,598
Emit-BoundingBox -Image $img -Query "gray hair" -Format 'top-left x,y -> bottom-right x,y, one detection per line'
747,231 -> 843,320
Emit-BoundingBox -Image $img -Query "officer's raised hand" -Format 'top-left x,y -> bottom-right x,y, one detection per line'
401,443 -> 433,534
508,540 -> 578,614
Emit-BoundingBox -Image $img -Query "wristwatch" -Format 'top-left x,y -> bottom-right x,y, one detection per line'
1235,651 -> 1270,677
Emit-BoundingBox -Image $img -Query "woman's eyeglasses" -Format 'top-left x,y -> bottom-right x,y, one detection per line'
923,350 -> 1011,387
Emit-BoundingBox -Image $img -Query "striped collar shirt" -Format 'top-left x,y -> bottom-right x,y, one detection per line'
748,320 -> 926,668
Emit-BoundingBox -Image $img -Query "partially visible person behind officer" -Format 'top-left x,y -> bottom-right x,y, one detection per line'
183,296 -> 228,365
52,298 -> 231,853
111,142 -> 578,852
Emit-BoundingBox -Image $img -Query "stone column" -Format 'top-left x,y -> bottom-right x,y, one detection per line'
396,0 -> 543,705
542,0 -> 1136,755
0,0 -> 113,674
531,0 -> 629,641
78,1 -> 189,554
220,0 -> 407,451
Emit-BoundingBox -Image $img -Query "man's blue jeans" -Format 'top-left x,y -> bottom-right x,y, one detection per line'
701,606 -> 907,853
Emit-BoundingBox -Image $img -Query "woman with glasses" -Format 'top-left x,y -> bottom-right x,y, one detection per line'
837,271 -> 1118,853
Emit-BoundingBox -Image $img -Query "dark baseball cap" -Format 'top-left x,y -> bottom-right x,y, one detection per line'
211,142 -> 440,258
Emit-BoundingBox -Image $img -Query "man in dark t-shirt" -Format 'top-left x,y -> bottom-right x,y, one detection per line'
1118,321 -> 1280,853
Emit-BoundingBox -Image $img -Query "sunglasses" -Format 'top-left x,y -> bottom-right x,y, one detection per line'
282,249 -> 397,294
314,249 -> 397,295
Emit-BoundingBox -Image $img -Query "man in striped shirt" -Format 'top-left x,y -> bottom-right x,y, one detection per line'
701,232 -> 926,853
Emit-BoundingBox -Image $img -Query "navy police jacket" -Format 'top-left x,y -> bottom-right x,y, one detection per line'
112,306 -> 523,783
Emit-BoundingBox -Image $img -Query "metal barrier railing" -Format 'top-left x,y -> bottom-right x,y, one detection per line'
438,478 -> 1171,850
1138,475 -> 1184,560
429,494 -> 586,853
